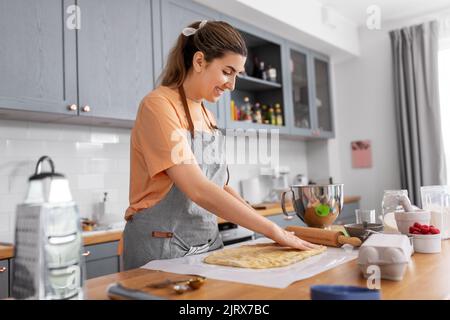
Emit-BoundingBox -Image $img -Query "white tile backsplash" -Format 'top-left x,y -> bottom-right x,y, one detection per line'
0,120 -> 132,243
0,119 -> 309,244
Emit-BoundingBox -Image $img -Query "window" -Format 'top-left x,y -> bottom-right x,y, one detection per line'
439,38 -> 450,184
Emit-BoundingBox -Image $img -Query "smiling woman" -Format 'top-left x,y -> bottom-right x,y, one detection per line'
122,20 -> 318,271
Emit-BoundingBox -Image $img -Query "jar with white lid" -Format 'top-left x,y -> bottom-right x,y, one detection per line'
421,185 -> 450,240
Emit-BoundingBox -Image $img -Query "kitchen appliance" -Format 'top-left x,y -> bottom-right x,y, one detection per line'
286,225 -> 361,247
11,156 -> 85,300
260,166 -> 290,202
294,174 -> 308,186
219,223 -> 255,246
421,185 -> 450,239
240,177 -> 264,205
281,184 -> 344,228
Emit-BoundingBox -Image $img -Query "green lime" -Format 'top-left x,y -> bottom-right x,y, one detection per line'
315,204 -> 331,217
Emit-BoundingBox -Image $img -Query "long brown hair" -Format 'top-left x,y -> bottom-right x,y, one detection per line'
160,20 -> 247,87
159,21 -> 247,135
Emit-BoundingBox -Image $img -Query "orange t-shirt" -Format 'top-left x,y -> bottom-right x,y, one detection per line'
125,86 -> 217,220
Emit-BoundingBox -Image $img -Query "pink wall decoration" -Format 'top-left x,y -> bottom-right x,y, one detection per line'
351,140 -> 372,168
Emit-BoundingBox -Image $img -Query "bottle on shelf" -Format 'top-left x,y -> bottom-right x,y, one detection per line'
253,102 -> 262,124
259,61 -> 267,81
268,105 -> 275,125
230,99 -> 236,121
275,103 -> 283,126
242,97 -> 253,123
252,56 -> 261,79
267,65 -> 277,82
261,104 -> 268,123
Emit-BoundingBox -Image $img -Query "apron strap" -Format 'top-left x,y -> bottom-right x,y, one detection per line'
178,86 -> 218,137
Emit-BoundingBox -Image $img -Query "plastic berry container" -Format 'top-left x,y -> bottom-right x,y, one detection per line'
410,233 -> 441,253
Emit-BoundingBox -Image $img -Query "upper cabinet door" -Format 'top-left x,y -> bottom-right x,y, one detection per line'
77,0 -> 153,121
0,0 -> 77,115
157,0 -> 224,128
312,55 -> 334,137
288,46 -> 313,136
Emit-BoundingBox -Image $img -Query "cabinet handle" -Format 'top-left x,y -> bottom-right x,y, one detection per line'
0,267 -> 6,273
82,105 -> 91,113
68,104 -> 78,112
82,251 -> 91,257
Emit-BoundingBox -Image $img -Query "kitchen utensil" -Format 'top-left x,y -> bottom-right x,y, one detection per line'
281,184 -> 344,228
107,283 -> 166,300
311,285 -> 380,300
421,185 -> 450,239
285,225 -> 362,247
344,223 -> 384,242
12,156 -> 85,300
147,276 -> 206,289
381,190 -> 408,224
355,209 -> 378,224
394,210 -> 431,235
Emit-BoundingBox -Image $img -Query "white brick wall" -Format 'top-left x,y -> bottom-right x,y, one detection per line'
0,119 -> 309,244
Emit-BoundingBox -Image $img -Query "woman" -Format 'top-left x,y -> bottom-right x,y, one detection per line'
123,20 -> 318,270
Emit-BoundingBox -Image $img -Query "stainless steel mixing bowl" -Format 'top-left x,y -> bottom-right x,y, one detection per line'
281,184 -> 344,228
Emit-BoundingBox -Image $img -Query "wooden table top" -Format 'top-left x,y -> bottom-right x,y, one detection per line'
86,239 -> 450,300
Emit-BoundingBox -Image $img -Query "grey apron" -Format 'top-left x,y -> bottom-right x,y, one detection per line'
123,113 -> 227,270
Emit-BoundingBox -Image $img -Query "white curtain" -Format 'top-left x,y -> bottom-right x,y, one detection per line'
438,16 -> 450,184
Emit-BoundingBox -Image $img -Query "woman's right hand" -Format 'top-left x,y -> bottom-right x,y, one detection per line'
268,225 -> 321,251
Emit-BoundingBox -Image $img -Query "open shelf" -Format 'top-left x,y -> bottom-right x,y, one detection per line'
236,75 -> 282,91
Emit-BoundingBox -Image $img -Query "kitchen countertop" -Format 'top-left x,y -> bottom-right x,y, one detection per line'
0,196 -> 361,260
0,229 -> 123,260
0,244 -> 14,260
86,239 -> 450,300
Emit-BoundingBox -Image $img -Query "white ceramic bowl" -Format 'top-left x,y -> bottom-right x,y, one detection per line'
394,210 -> 431,235
410,233 -> 441,253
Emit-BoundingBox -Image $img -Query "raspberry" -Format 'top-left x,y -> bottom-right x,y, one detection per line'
412,230 -> 421,234
413,222 -> 422,228
430,227 -> 440,234
409,227 -> 421,234
420,225 -> 430,234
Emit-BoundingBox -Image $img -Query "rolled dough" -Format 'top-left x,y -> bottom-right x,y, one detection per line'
203,242 -> 327,269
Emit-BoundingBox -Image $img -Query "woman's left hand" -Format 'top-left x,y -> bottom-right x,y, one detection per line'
268,225 -> 321,251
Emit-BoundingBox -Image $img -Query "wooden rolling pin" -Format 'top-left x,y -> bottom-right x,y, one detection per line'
285,226 -> 362,247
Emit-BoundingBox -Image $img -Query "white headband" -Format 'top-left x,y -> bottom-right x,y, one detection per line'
182,20 -> 208,37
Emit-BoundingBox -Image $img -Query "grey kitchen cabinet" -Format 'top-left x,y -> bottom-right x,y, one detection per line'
155,0 -> 225,128
220,15 -> 290,134
0,0 -> 77,118
0,242 -> 120,298
76,0 -> 154,123
0,0 -> 153,127
310,53 -> 335,138
0,259 -> 9,299
284,42 -> 314,137
0,0 -> 335,137
83,241 -> 120,280
284,42 -> 335,139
